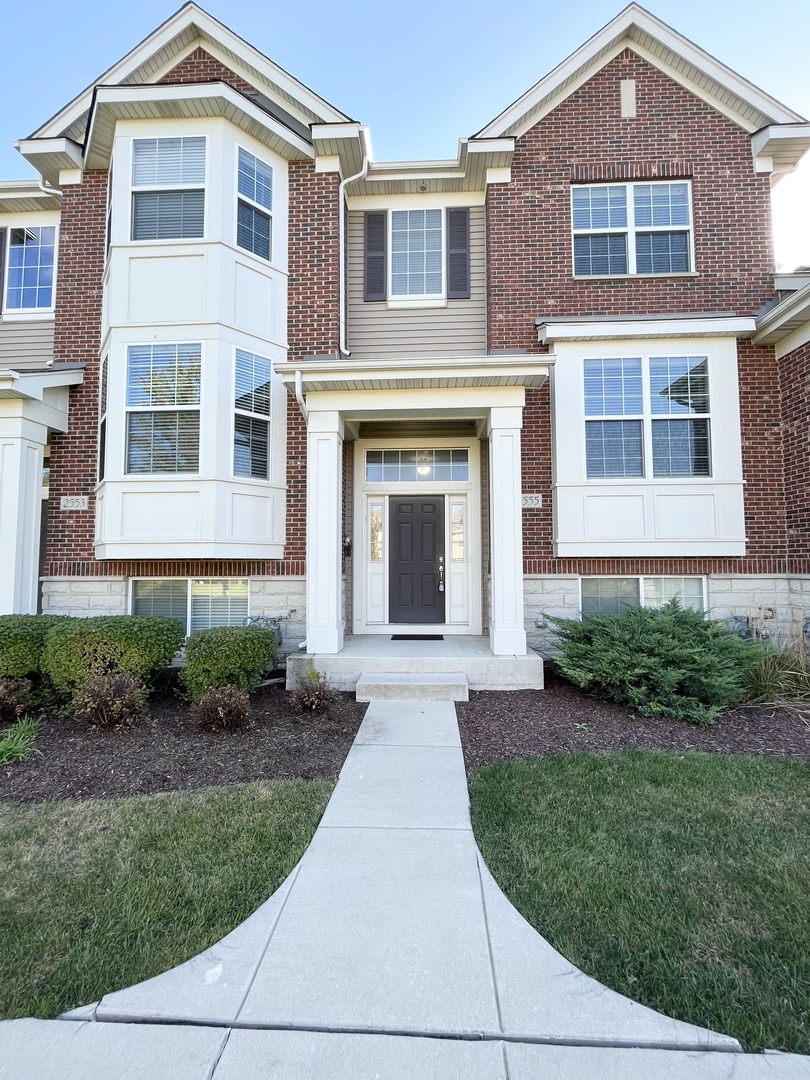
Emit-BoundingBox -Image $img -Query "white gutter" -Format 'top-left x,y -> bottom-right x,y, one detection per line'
294,369 -> 308,422
338,127 -> 371,357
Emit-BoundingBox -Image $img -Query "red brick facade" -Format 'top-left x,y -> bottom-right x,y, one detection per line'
780,339 -> 810,570
159,47 -> 254,95
485,49 -> 791,576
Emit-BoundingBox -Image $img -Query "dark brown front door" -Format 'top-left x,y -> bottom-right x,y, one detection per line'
389,496 -> 445,624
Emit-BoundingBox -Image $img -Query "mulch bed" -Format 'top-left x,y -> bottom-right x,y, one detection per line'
3,669 -> 808,803
0,681 -> 366,804
457,669 -> 810,770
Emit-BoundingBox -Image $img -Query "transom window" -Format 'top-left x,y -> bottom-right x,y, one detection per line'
584,355 -> 710,479
234,349 -> 271,479
391,209 -> 443,297
572,181 -> 692,276
581,576 -> 705,616
4,226 -> 57,310
125,343 -> 201,474
131,137 -> 206,241
236,148 -> 272,261
131,578 -> 249,635
365,448 -> 469,483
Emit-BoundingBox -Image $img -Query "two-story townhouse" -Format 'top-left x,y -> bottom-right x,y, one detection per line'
1,2 -> 810,691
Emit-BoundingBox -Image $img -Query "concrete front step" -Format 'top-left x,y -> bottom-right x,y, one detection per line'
356,673 -> 469,701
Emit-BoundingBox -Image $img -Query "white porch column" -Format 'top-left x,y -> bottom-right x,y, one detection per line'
0,412 -> 47,615
487,405 -> 527,655
306,409 -> 345,653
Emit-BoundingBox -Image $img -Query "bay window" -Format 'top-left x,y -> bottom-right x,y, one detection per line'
131,136 -> 206,241
236,147 -> 272,260
234,348 -> 271,479
125,343 -> 201,473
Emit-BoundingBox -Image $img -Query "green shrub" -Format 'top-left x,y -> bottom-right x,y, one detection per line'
550,600 -> 764,726
181,626 -> 277,700
0,615 -> 71,678
190,684 -> 250,731
72,673 -> 148,728
42,616 -> 185,696
0,715 -> 41,764
289,668 -> 335,715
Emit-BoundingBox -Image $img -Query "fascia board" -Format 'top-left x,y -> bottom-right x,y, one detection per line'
31,3 -> 349,142
84,83 -> 314,167
275,356 -> 551,391
0,367 -> 84,401
752,281 -> 810,344
476,3 -> 803,140
538,316 -> 757,342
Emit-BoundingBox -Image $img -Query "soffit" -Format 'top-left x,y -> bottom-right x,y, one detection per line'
0,182 -> 61,213
275,356 -> 550,394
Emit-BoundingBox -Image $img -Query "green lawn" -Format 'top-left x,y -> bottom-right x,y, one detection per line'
0,780 -> 332,1020
469,750 -> 810,1054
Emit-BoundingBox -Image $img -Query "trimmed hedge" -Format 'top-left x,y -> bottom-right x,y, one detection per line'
550,600 -> 764,726
181,626 -> 277,700
0,615 -> 71,679
42,616 -> 185,696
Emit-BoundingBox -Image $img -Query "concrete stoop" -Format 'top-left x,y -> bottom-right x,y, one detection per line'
356,672 -> 469,701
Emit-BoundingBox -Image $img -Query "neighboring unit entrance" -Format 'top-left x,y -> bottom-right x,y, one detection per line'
389,496 -> 445,624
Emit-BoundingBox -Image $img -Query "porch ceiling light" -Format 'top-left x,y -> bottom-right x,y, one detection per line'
417,465 -> 432,475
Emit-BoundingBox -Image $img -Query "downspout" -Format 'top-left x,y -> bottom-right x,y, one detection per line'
338,127 -> 370,357
294,369 -> 308,423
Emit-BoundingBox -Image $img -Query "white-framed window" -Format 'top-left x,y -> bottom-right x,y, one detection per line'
572,181 -> 692,276
131,578 -> 249,635
3,226 -> 57,311
580,576 -> 706,616
236,147 -> 272,261
365,448 -> 470,483
584,355 -> 710,479
391,208 -> 443,298
234,348 -> 271,479
125,343 -> 201,474
98,356 -> 108,482
131,136 -> 206,241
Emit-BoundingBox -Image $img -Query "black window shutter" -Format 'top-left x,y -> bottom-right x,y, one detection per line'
364,211 -> 386,301
0,228 -> 6,316
446,208 -> 470,299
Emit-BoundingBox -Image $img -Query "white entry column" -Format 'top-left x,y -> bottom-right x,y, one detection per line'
306,409 -> 345,653
487,405 -> 527,655
0,412 -> 47,615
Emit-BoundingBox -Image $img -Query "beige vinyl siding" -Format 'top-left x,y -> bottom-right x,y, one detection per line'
347,206 -> 486,358
0,319 -> 55,370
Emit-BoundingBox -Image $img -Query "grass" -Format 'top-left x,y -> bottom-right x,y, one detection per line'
0,780 -> 332,1020
469,750 -> 810,1054
0,715 -> 41,763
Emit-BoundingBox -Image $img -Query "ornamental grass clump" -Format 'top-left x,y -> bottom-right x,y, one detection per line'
550,600 -> 763,726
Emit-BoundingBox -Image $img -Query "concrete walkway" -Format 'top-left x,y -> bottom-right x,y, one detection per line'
1,699 -> 808,1078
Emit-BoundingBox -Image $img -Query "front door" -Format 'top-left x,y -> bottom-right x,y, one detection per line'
389,496 -> 445,624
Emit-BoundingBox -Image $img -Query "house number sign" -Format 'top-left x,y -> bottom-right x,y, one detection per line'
522,494 -> 543,508
60,496 -> 89,511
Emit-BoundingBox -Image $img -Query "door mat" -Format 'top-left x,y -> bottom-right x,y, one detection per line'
391,635 -> 444,641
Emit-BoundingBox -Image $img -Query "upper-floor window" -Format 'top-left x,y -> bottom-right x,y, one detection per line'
236,148 -> 272,261
572,182 -> 692,276
2,226 -> 57,311
125,343 -> 201,473
584,355 -> 710,478
131,137 -> 206,241
364,208 -> 470,302
234,348 -> 271,479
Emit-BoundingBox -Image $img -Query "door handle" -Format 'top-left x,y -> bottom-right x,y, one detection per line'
438,555 -> 444,593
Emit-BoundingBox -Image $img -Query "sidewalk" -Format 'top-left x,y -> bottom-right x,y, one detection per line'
1,699 -> 808,1078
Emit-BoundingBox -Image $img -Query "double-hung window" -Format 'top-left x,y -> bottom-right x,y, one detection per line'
131,137 -> 206,241
234,349 -> 271,479
236,148 -> 272,260
584,355 -> 710,479
2,226 -> 57,311
126,343 -> 201,474
364,208 -> 470,302
572,181 -> 692,276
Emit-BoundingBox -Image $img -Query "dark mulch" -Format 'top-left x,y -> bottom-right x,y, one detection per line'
458,670 -> 810,770
0,681 -> 366,804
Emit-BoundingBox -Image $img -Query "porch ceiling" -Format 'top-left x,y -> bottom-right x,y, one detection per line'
275,355 -> 550,394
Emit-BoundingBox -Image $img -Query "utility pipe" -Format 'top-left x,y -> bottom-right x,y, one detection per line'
338,127 -> 370,357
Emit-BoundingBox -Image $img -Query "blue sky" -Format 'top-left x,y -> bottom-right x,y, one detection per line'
2,0 -> 809,267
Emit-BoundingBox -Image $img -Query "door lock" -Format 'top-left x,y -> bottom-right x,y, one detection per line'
438,555 -> 444,593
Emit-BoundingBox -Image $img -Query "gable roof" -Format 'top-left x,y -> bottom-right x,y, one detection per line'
29,3 -> 351,147
476,3 -> 806,141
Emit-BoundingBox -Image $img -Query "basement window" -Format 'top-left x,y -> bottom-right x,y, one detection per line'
580,576 -> 706,616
